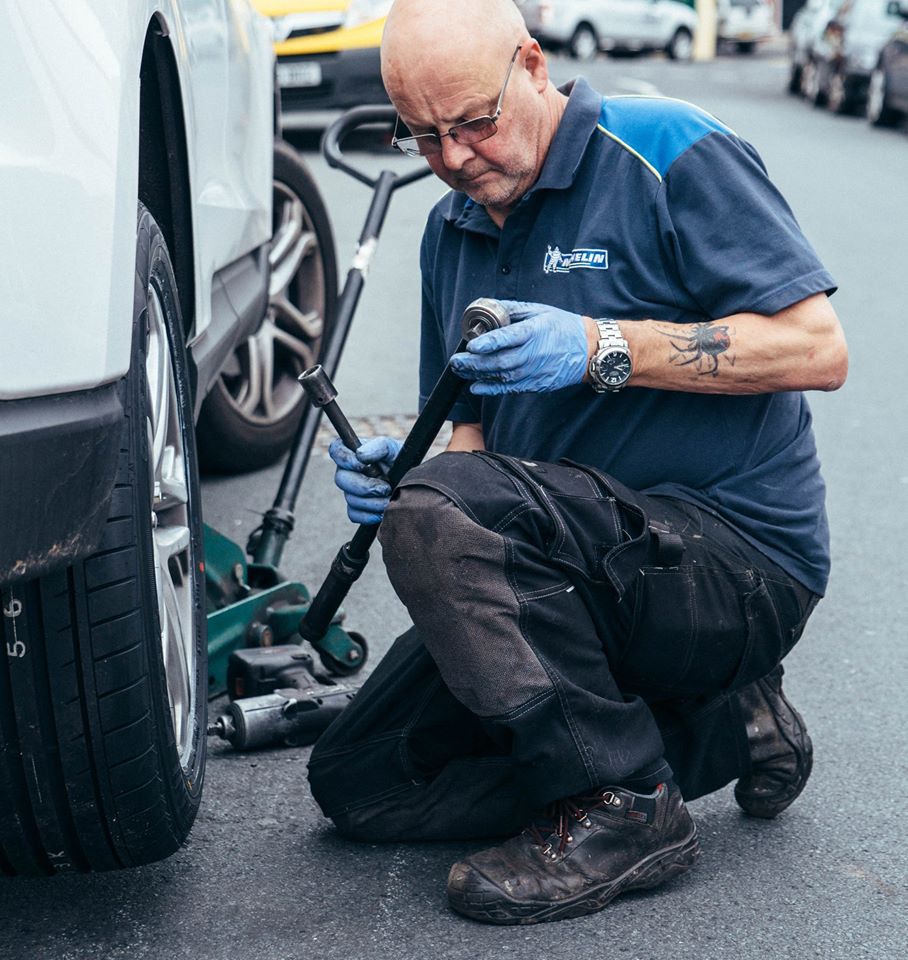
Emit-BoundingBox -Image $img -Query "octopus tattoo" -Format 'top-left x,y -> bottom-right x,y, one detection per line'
659,322 -> 736,377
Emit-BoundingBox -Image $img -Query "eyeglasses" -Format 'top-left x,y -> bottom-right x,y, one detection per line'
391,44 -> 523,158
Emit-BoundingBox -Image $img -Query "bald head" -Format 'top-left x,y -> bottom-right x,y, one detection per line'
381,0 -> 530,105
380,0 -> 566,221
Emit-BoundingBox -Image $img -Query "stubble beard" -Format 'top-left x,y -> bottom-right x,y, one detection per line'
454,153 -> 536,210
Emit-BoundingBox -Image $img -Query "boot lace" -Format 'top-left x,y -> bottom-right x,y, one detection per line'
524,790 -> 622,860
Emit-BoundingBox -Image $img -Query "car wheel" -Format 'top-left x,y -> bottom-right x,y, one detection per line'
867,66 -> 899,127
0,203 -> 206,874
788,62 -> 803,95
569,23 -> 599,61
666,28 -> 694,62
803,59 -> 827,107
827,70 -> 857,114
737,41 -> 756,54
196,140 -> 338,474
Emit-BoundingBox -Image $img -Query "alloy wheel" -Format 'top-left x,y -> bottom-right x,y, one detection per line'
146,286 -> 196,767
216,180 -> 327,426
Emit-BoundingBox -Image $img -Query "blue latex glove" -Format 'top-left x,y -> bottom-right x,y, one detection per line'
329,435 -> 402,525
450,300 -> 589,395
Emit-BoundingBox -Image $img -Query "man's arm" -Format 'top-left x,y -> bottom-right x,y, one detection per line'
582,293 -> 848,395
447,422 -> 485,451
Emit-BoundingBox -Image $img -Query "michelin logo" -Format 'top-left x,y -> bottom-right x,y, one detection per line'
544,245 -> 609,275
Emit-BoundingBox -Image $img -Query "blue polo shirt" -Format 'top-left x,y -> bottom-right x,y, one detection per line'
418,78 -> 837,595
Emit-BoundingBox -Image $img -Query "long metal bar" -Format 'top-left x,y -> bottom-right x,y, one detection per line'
297,342 -> 469,648
251,169 -> 399,568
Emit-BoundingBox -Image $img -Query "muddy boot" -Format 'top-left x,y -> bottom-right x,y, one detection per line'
447,781 -> 699,925
735,665 -> 813,819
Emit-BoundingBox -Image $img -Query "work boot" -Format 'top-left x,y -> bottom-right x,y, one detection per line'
446,780 -> 699,925
734,665 -> 813,819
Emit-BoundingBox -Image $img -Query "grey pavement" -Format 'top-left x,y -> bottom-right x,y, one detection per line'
2,48 -> 907,960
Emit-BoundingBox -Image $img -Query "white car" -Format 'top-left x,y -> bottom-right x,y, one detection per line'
716,0 -> 777,52
0,1 -> 335,874
516,0 -> 699,61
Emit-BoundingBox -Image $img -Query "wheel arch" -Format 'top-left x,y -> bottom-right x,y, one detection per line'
138,18 -> 195,343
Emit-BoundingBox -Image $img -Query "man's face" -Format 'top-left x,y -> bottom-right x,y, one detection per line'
393,46 -> 543,210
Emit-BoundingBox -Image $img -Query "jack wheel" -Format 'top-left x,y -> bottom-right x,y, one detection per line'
318,631 -> 369,677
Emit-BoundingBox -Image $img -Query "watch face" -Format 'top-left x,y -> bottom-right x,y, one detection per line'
595,349 -> 632,386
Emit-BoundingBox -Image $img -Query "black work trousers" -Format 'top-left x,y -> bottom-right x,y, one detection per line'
308,452 -> 818,841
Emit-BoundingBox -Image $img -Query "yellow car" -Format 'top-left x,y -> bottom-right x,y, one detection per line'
254,0 -> 392,122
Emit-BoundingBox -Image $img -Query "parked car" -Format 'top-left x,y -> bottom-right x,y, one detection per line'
516,0 -> 699,61
866,0 -> 908,123
717,0 -> 778,52
254,0 -> 392,124
788,0 -> 838,91
0,0 -> 335,875
801,0 -> 903,111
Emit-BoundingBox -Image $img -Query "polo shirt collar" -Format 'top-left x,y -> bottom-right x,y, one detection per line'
442,76 -> 602,233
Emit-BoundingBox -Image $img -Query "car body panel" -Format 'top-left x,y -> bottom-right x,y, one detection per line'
252,0 -> 390,115
0,1 -> 273,400
717,0 -> 777,42
879,6 -> 908,109
517,0 -> 698,53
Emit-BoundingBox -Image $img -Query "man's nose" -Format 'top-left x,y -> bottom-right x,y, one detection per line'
439,133 -> 475,170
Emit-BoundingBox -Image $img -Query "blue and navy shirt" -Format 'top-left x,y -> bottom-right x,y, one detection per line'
418,78 -> 837,595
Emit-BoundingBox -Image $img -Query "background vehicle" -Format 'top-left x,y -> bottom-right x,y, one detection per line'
716,0 -> 777,53
516,0 -> 699,62
866,0 -> 908,123
801,0 -> 903,111
254,0 -> 392,125
788,0 -> 838,91
0,1 -> 335,875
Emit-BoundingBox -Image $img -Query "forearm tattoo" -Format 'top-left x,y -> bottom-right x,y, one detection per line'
657,321 -> 736,377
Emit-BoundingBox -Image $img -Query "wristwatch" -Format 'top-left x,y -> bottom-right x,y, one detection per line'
588,318 -> 632,393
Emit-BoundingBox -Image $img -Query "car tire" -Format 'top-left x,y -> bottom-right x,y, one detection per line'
827,70 -> 857,115
666,28 -> 694,62
802,59 -> 827,107
737,41 -> 756,54
0,203 -> 207,875
867,66 -> 900,127
569,23 -> 599,61
788,62 -> 803,95
196,140 -> 338,474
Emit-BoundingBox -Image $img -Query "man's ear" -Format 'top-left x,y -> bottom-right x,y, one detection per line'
523,39 -> 550,93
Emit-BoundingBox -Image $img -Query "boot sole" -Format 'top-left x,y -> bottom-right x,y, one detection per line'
447,826 -> 701,925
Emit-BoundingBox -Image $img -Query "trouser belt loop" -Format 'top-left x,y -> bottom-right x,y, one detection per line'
648,521 -> 685,568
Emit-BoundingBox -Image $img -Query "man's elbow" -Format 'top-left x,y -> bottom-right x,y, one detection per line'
800,297 -> 848,392
813,320 -> 849,392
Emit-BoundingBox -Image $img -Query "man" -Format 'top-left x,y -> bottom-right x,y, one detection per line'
308,0 -> 848,925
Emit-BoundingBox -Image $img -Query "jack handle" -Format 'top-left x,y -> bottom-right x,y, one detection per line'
321,105 -> 433,190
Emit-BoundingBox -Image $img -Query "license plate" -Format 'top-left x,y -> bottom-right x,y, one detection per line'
277,61 -> 322,88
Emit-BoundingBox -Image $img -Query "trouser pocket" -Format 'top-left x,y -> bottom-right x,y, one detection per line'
614,565 -> 785,700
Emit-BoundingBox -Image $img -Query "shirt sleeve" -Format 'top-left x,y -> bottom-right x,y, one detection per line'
655,131 -> 836,319
418,220 -> 482,424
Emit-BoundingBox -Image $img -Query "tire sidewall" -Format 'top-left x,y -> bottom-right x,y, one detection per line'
133,203 -> 207,817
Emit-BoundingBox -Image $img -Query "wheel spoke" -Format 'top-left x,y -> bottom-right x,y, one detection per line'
272,322 -> 318,366
270,227 -> 316,298
238,335 -> 264,415
272,292 -> 323,340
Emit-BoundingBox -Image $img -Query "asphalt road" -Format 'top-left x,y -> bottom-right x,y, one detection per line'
2,46 -> 907,960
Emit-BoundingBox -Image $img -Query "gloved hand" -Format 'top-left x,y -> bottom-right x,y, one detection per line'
329,435 -> 402,525
450,300 -> 590,395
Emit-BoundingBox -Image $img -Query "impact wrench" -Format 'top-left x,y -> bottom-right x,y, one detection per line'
206,298 -> 509,751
